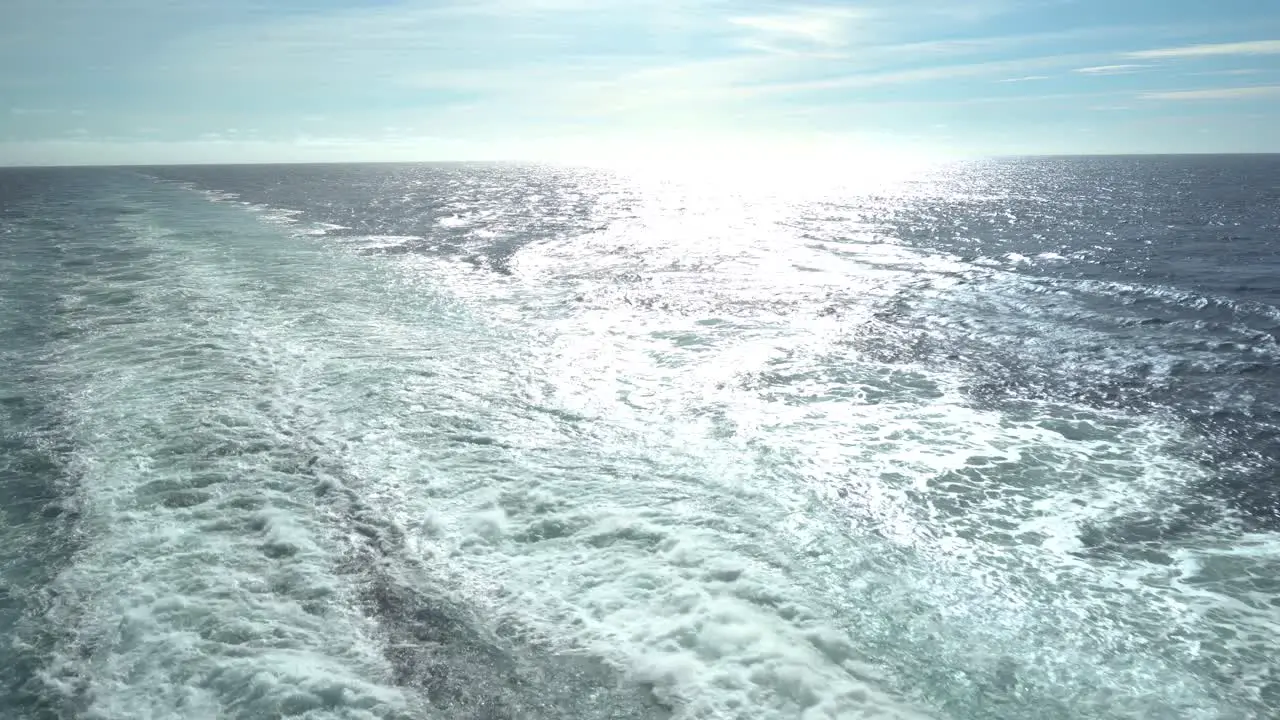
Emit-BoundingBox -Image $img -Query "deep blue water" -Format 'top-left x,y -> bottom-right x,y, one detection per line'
2,156 -> 1278,719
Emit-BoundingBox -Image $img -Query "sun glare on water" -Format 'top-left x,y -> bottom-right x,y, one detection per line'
537,135 -> 954,198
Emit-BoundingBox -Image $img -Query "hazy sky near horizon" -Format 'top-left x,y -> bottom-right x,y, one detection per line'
2,0 -> 1279,166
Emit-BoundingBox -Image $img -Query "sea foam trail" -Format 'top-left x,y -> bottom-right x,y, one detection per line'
0,180 -> 100,718
137,176 -> 940,718
15,176 -> 676,719
24,192 -> 421,719
288,176 -> 1261,718
14,163 -> 1276,719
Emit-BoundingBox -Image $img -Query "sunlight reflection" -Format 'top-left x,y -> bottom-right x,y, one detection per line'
547,136 -> 952,200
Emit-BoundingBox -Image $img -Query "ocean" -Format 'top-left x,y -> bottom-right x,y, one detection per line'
1,155 -> 1277,719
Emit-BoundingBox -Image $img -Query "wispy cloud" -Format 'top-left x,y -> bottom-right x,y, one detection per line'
1074,64 -> 1151,75
1140,85 -> 1280,100
754,52 -> 1100,94
1189,68 -> 1261,76
1128,39 -> 1280,59
837,89 -> 1127,108
730,7 -> 868,49
6,0 -> 1280,162
899,0 -> 1045,24
565,56 -> 777,116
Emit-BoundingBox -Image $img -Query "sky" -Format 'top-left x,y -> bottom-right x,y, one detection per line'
1,0 -> 1278,166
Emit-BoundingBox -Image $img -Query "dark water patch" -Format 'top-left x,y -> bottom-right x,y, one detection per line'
0,396 -> 87,720
159,489 -> 216,509
511,516 -> 588,544
297,451 -> 671,719
833,265 -> 1280,531
1076,503 -> 1227,562
362,575 -> 672,720
358,244 -> 415,257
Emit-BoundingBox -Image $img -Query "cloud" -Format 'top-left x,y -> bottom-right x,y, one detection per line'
1128,39 -> 1280,59
1189,68 -> 1261,76
560,56 -> 776,118
730,7 -> 868,48
892,0 -> 1038,24
10,0 -> 1280,163
1140,85 -> 1280,100
1074,64 -> 1151,75
752,52 -> 1100,95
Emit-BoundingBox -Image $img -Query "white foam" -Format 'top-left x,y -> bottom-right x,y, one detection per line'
438,215 -> 471,228
35,199 -> 422,718
198,189 -> 240,203
298,222 -> 350,237
80,169 -> 1269,718
377,181 -> 1245,717
341,235 -> 420,252
261,207 -> 304,225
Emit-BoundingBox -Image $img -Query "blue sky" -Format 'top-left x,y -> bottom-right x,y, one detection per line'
2,0 -> 1278,165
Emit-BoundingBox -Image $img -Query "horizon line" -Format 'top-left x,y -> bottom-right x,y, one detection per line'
4,151 -> 1280,171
